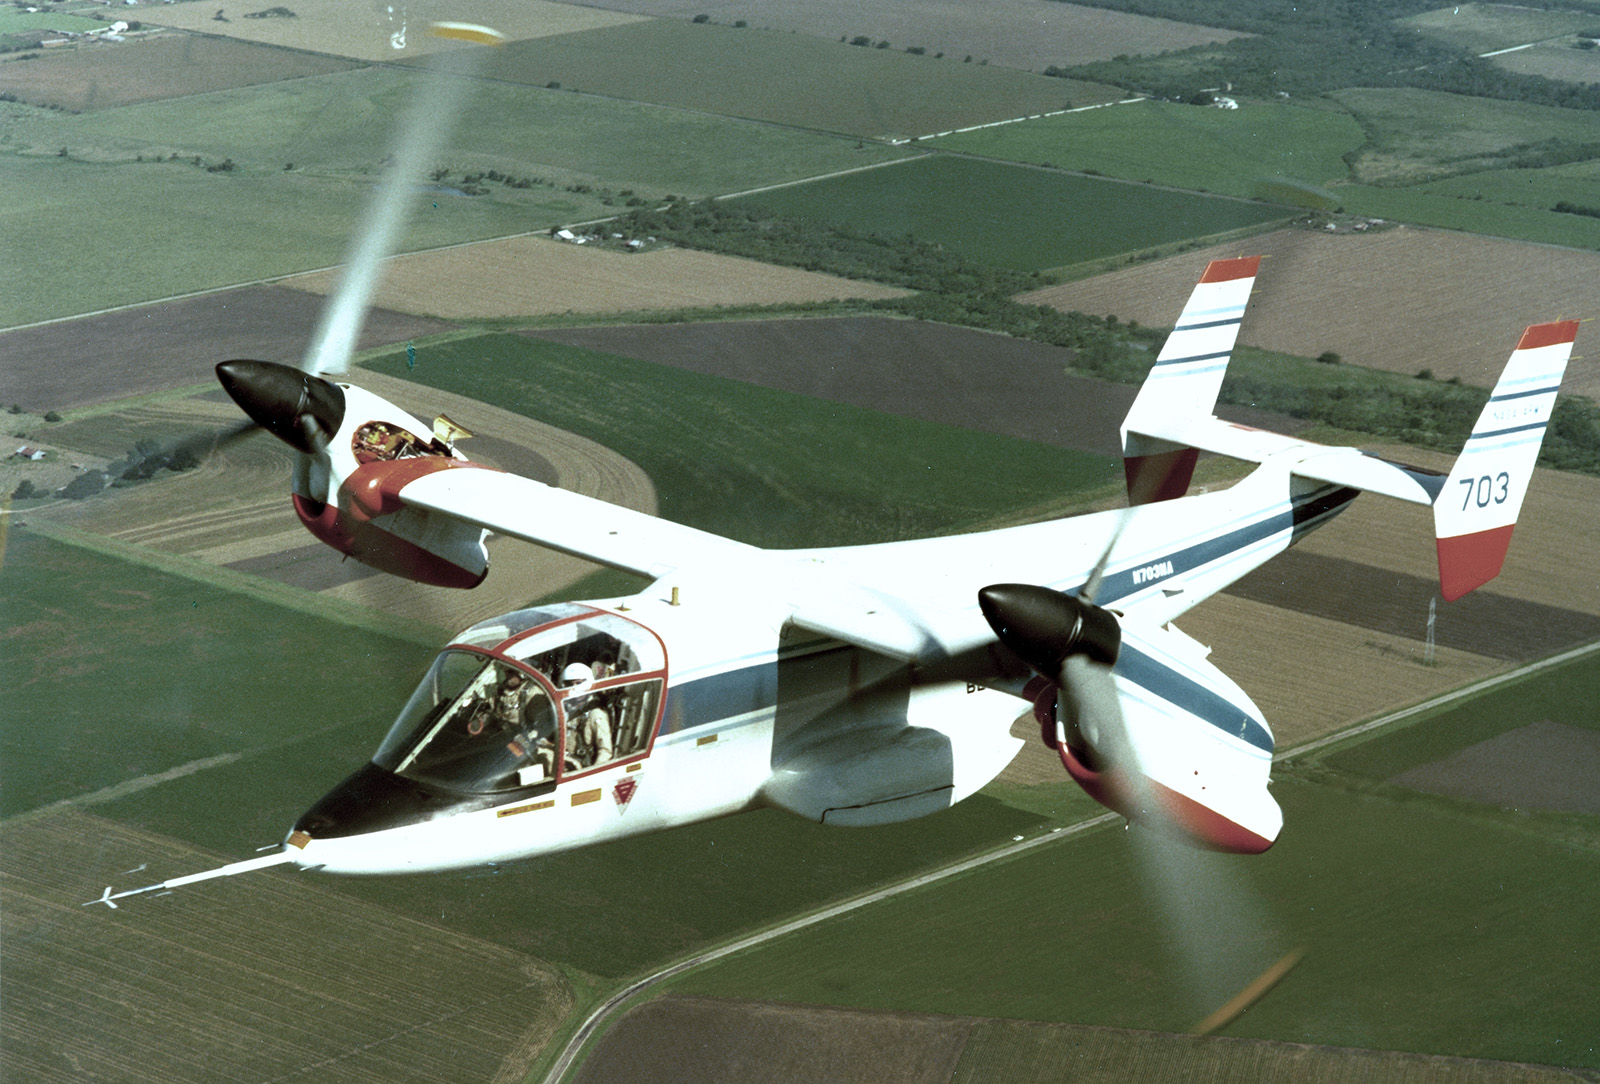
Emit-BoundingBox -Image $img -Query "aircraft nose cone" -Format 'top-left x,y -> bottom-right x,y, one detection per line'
294,762 -> 486,840
216,359 -> 345,455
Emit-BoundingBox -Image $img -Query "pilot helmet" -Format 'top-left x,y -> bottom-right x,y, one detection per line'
560,662 -> 594,690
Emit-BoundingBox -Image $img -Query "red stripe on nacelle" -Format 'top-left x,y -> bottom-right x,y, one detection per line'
1198,255 -> 1262,283
1436,524 -> 1516,601
1057,744 -> 1276,854
293,494 -> 487,589
1516,320 -> 1579,351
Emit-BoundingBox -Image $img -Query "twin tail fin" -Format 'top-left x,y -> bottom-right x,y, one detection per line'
1119,258 -> 1580,600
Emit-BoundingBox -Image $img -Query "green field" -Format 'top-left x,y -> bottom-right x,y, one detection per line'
1333,87 -> 1600,185
410,18 -> 1122,141
737,155 -> 1292,272
362,333 -> 1121,547
1402,4 -> 1600,56
0,8 -> 102,37
0,527 -> 438,820
935,91 -> 1600,250
1313,652 -> 1600,782
0,66 -> 908,326
1419,157 -> 1600,211
937,98 -> 1364,200
669,651 -> 1600,1069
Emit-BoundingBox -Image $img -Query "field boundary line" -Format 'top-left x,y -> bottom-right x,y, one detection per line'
714,154 -> 930,202
21,521 -> 447,645
906,95 -> 1147,143
4,754 -> 244,827
1276,638 -> 1600,762
537,812 -> 1119,1084
540,643 -> 1600,1081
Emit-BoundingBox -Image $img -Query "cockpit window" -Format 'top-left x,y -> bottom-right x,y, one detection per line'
452,603 -> 590,651
380,608 -> 670,792
374,651 -> 559,794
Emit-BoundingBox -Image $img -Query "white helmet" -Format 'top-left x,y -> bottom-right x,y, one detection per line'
560,662 -> 593,689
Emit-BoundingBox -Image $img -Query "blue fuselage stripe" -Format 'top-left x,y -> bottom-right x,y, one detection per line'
1114,646 -> 1272,752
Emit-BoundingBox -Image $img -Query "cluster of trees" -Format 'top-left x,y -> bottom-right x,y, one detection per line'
1051,0 -> 1600,111
1553,201 -> 1600,219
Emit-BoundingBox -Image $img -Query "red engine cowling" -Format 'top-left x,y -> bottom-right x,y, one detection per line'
294,457 -> 491,589
1025,676 -> 1276,855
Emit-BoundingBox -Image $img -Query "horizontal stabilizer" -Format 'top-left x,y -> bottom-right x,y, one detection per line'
1139,416 -> 1446,506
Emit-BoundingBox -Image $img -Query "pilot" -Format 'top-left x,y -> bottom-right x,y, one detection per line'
561,663 -> 613,768
471,669 -> 526,736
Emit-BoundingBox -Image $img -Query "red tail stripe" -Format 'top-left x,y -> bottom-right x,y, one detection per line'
1516,320 -> 1579,351
1437,524 -> 1516,601
1198,255 -> 1262,283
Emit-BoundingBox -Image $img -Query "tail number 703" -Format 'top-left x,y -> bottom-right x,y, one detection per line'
1460,472 -> 1510,510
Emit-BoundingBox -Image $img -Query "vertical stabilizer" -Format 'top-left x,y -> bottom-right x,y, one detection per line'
1121,256 -> 1261,504
1434,321 -> 1577,600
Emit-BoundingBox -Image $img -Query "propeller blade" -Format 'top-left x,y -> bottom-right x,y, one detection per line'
1081,504 -> 1134,605
216,359 -> 345,454
300,58 -> 479,376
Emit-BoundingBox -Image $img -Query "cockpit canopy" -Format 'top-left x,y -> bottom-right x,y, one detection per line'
373,605 -> 666,795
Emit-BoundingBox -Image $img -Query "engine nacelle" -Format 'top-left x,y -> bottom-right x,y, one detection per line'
292,384 -> 492,588
216,360 -> 493,589
1031,631 -> 1283,855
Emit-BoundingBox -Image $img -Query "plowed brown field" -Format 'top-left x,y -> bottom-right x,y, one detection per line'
0,33 -> 358,112
1023,226 -> 1600,400
140,0 -> 646,63
280,235 -> 910,319
1,812 -> 572,1084
570,0 -> 1248,72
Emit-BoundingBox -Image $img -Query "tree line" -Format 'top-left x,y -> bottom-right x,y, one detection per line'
609,199 -> 1600,475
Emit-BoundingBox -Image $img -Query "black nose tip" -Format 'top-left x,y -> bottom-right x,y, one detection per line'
216,359 -> 345,454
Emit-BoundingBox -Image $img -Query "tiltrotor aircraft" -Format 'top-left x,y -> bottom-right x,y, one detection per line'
90,252 -> 1577,906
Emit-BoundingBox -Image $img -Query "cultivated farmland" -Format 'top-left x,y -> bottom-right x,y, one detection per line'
138,0 -> 647,63
935,97 -> 1365,202
569,0 -> 1249,72
1,63 -> 911,325
1401,3 -> 1600,57
1022,225 -> 1600,401
279,235 -> 911,320
411,18 -> 1121,141
0,33 -> 358,112
576,995 -> 1596,1084
738,155 -> 1292,272
670,726 -> 1600,1070
934,92 -> 1600,250
1,812 -> 573,1084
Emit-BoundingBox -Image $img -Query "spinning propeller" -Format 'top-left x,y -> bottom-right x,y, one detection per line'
977,511 -> 1159,826
979,521 -> 1302,1026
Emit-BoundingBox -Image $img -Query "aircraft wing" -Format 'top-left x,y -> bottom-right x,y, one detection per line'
396,465 -> 760,580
